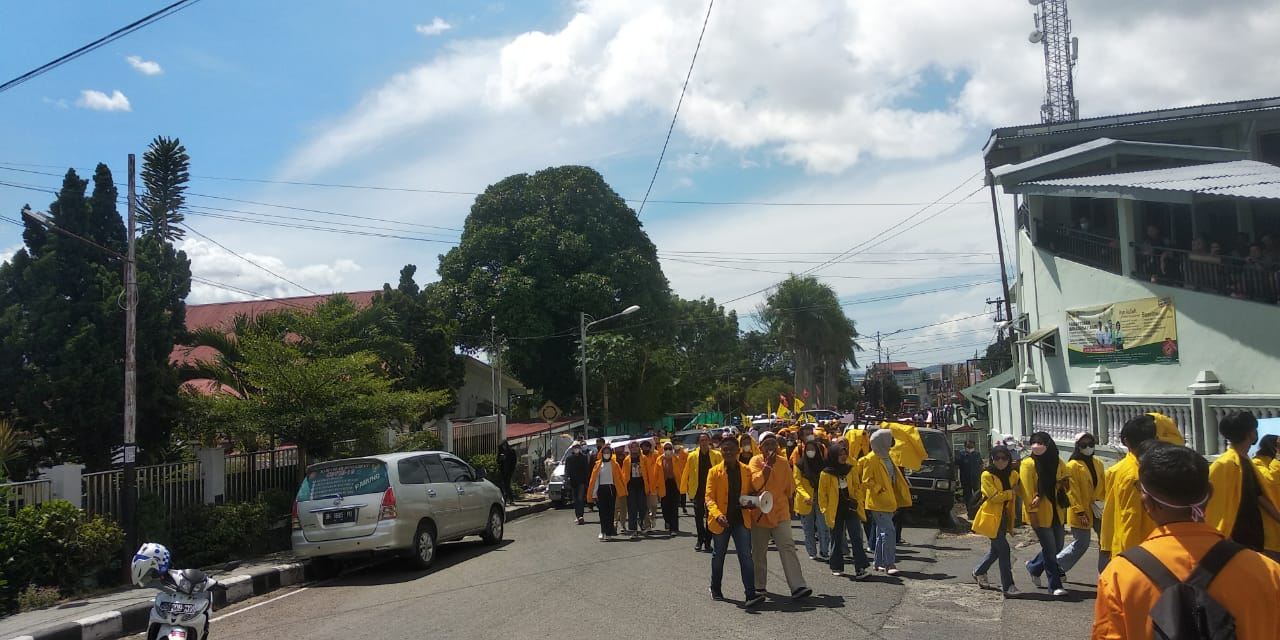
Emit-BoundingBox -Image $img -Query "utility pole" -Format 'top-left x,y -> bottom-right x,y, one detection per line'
123,154 -> 138,555
988,182 -> 1015,328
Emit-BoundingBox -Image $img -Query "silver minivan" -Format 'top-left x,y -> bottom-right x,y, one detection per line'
291,451 -> 505,571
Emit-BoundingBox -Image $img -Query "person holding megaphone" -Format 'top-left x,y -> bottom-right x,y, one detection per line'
748,431 -> 813,601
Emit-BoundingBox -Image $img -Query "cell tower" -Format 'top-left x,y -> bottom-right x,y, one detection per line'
1028,0 -> 1079,123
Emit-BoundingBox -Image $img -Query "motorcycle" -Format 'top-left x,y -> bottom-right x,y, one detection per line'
143,561 -> 241,640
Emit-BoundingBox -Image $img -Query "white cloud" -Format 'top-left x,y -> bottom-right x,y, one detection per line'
76,89 -> 131,112
415,18 -> 452,36
126,55 -> 163,75
179,237 -> 365,304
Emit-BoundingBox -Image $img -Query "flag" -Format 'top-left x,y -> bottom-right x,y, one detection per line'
779,393 -> 789,408
776,403 -> 792,420
767,399 -> 772,418
793,396 -> 805,414
802,389 -> 810,399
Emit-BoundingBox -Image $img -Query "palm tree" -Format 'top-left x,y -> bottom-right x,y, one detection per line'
760,275 -> 861,406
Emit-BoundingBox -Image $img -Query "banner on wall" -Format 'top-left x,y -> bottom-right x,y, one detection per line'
1065,296 -> 1179,366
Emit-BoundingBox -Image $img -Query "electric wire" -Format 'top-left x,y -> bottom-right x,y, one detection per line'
178,222 -> 319,296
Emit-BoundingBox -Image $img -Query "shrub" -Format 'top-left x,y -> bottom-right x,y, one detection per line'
467,453 -> 497,478
392,430 -> 443,453
17,584 -> 61,612
167,501 -> 272,568
0,500 -> 125,615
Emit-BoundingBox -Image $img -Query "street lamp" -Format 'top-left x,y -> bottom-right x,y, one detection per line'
21,153 -> 139,555
580,304 -> 640,434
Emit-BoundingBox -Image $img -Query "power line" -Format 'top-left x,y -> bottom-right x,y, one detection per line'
179,222 -> 319,296
0,0 -> 204,94
661,254 -> 995,281
188,276 -> 315,309
635,0 -> 716,217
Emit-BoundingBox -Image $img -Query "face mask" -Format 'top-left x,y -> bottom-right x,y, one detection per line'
787,439 -> 796,447
1079,446 -> 1094,456
805,450 -> 817,459
664,450 -> 672,457
602,453 -> 611,460
1030,443 -> 1047,456
572,448 -> 580,454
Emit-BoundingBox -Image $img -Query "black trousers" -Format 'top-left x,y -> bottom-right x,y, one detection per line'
597,485 -> 617,536
662,479 -> 680,532
693,493 -> 709,545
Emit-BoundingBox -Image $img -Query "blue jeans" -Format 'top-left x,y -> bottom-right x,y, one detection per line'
1026,523 -> 1066,592
572,482 -> 587,519
870,510 -> 896,569
830,510 -> 870,573
974,511 -> 1014,590
710,523 -> 755,600
800,508 -> 830,558
1056,527 -> 1091,574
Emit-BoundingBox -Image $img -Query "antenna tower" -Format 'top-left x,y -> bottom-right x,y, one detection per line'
1028,0 -> 1079,123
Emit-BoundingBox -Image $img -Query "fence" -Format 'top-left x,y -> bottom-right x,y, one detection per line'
451,417 -> 501,461
82,469 -> 123,521
2,478 -> 52,515
224,447 -> 300,503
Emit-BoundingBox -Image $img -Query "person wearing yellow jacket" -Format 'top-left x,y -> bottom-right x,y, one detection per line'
818,444 -> 870,579
1099,414 -> 1159,571
639,440 -> 663,532
1056,432 -> 1105,575
587,444 -> 626,541
884,421 -> 927,471
619,441 -> 653,536
793,439 -> 831,560
747,431 -> 812,599
1206,411 -> 1280,553
1253,435 -> 1280,561
1019,431 -> 1070,596
682,433 -> 723,552
705,437 -> 764,608
673,443 -> 689,515
862,429 -> 911,574
971,445 -> 1022,596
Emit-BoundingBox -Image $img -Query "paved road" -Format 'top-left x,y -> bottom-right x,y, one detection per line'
131,509 -> 1099,639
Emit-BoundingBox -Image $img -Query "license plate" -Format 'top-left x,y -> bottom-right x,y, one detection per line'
167,603 -> 195,614
322,509 -> 356,525
167,631 -> 187,640
911,494 -> 920,502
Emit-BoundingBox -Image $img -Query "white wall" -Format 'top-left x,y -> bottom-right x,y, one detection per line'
1016,227 -> 1280,395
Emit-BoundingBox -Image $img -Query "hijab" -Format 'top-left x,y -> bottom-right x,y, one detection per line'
987,445 -> 1015,490
822,445 -> 852,477
799,441 -> 824,487
869,428 -> 893,457
1068,432 -> 1098,487
1029,431 -> 1061,499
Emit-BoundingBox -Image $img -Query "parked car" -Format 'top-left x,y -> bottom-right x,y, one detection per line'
291,451 -> 505,572
547,435 -> 633,505
900,427 -> 957,524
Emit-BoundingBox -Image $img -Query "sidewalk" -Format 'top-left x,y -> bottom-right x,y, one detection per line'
1,495 -> 551,640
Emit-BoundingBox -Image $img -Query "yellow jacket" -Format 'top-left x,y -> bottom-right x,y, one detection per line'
843,428 -> 871,459
587,458 -> 628,503
1207,448 -> 1253,540
971,469 -> 1020,539
620,453 -> 662,496
748,452 -> 795,529
884,422 -> 927,471
817,462 -> 865,529
705,460 -> 754,535
1018,456 -> 1068,528
680,448 -> 722,497
1254,456 -> 1280,553
1065,456 -> 1105,530
792,462 -> 819,516
859,451 -> 912,512
1150,412 -> 1186,446
1100,453 -> 1154,554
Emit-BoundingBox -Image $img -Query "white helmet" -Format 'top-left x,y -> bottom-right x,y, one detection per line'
131,542 -> 171,586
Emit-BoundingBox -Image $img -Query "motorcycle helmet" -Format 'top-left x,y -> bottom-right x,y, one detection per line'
131,542 -> 171,586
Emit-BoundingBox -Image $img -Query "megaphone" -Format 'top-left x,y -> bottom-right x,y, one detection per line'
738,491 -> 774,515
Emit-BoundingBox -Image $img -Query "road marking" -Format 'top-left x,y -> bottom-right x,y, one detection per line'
209,586 -> 308,622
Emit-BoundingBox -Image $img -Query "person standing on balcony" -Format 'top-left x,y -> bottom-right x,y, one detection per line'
1020,431 -> 1070,596
1207,411 -> 1280,554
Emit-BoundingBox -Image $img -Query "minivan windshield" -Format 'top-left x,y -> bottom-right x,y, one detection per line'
921,431 -> 951,463
297,460 -> 390,500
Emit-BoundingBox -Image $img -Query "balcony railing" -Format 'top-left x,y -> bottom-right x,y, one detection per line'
1133,245 -> 1279,305
1034,222 -> 1122,274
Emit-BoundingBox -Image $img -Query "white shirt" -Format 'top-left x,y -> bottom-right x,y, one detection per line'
598,460 -> 613,484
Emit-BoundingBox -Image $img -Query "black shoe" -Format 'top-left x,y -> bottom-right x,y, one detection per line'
744,594 -> 766,609
791,586 -> 813,600
709,587 -> 723,601
695,543 -> 704,552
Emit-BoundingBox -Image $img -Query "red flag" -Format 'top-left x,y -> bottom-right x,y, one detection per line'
779,393 -> 789,407
802,389 -> 810,399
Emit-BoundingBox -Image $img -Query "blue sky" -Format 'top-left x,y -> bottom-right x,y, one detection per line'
2,0 -> 1278,370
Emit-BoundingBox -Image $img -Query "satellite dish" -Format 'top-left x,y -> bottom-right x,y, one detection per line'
1029,30 -> 1044,44
739,491 -> 774,515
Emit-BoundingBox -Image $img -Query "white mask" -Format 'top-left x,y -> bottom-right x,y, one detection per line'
1079,446 -> 1095,456
805,450 -> 817,459
602,453 -> 611,460
1030,443 -> 1047,456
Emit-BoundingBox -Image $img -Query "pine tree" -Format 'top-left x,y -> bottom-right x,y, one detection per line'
139,136 -> 189,241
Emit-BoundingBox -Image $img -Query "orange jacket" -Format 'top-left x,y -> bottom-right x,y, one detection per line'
587,457 -> 628,503
705,460 -> 755,535
619,452 -> 662,496
748,451 -> 795,529
1093,522 -> 1280,639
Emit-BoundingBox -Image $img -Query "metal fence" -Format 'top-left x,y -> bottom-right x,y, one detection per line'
452,418 -> 501,461
2,478 -> 52,515
224,447 -> 300,503
136,461 -> 204,519
82,469 -> 123,521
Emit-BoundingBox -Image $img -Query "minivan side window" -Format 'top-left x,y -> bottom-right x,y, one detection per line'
441,457 -> 474,483
397,458 -> 428,485
422,455 -> 450,484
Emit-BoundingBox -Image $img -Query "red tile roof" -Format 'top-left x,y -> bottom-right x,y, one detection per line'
503,418 -> 581,439
871,361 -> 918,372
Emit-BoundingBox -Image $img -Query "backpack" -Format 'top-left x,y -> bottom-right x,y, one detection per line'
1118,539 -> 1245,640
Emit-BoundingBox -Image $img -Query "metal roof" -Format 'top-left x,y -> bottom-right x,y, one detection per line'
988,95 -> 1280,143
990,138 -> 1246,185
1009,160 -> 1280,203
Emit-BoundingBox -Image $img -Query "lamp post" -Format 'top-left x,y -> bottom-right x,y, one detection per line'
21,153 -> 138,554
580,304 -> 640,435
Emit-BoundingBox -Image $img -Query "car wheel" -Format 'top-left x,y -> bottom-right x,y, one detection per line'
481,506 -> 504,544
408,522 -> 437,570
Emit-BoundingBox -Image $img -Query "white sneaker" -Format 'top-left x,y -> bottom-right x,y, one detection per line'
598,533 -> 605,541
1026,562 -> 1043,588
1052,588 -> 1069,597
885,567 -> 901,576
974,573 -> 991,589
1003,585 -> 1019,597
831,570 -> 843,577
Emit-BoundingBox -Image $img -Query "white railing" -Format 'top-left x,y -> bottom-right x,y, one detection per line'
2,478 -> 53,513
1026,395 -> 1092,442
1098,396 -> 1193,450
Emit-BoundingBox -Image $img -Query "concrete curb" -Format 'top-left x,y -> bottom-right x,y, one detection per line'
6,499 -> 552,640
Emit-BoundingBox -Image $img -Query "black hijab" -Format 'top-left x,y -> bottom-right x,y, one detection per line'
822,445 -> 852,477
987,445 -> 1015,490
1068,434 -> 1098,487
1030,432 -> 1061,499
799,441 -> 824,487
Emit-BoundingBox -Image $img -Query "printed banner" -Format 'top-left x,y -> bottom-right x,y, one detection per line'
1065,296 -> 1179,366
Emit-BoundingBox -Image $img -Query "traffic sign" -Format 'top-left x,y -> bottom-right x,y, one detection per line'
539,401 -> 562,423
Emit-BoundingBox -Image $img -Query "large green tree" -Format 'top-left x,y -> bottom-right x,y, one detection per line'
371,265 -> 465,407
436,166 -> 671,415
759,275 -> 861,406
139,136 -> 189,241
